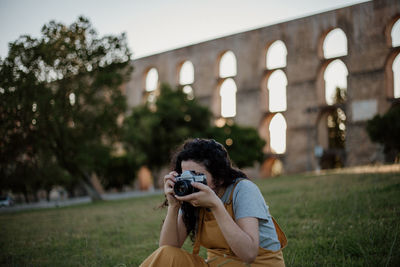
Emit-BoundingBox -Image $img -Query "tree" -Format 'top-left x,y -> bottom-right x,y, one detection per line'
123,83 -> 266,185
320,87 -> 347,169
366,104 -> 400,162
101,153 -> 139,191
0,17 -> 132,200
327,87 -> 346,150
208,123 -> 265,169
123,84 -> 212,179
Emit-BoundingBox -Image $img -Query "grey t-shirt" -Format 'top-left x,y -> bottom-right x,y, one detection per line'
220,179 -> 281,251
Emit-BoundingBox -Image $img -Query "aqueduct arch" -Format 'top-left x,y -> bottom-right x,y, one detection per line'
126,0 -> 400,176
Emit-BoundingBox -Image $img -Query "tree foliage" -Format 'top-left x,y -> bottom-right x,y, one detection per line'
320,87 -> 347,169
366,104 -> 400,162
123,84 -> 212,172
123,84 -> 266,183
209,123 -> 265,169
327,87 -> 347,149
101,154 -> 139,191
208,121 -> 265,168
0,17 -> 132,200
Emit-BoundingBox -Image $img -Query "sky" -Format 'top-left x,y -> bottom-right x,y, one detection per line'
0,0 -> 370,60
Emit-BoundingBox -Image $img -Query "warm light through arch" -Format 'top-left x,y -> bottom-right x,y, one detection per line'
179,61 -> 194,85
220,78 -> 237,117
323,28 -> 348,59
183,85 -> 194,100
219,51 -> 237,78
266,40 -> 287,69
392,19 -> 400,47
324,59 -> 348,105
269,113 -> 287,154
393,53 -> 400,98
267,70 -> 287,112
145,68 -> 158,92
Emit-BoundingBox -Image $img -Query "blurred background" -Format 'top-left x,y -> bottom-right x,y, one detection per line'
1,0 -> 399,207
0,0 -> 369,59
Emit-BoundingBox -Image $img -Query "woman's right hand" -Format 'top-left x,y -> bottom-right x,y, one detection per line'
163,171 -> 180,208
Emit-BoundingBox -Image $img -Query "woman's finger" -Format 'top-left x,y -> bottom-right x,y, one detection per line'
175,192 -> 199,202
190,182 -> 208,191
163,172 -> 177,183
164,178 -> 176,197
164,179 -> 174,187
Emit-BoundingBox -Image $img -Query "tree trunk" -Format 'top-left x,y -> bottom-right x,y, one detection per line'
46,189 -> 51,202
151,167 -> 167,189
22,189 -> 29,203
79,172 -> 103,201
56,154 -> 103,201
63,164 -> 103,201
33,192 -> 39,202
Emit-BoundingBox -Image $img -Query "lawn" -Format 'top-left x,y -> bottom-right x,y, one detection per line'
1,171 -> 399,266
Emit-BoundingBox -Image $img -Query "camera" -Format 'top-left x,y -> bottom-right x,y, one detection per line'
173,170 -> 207,196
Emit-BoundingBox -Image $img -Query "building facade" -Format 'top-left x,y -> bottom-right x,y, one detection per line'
125,0 -> 400,176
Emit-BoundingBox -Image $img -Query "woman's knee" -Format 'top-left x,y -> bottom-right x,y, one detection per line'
141,245 -> 206,267
157,245 -> 182,254
140,245 -> 183,266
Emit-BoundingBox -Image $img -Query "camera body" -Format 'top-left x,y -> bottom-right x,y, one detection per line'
173,170 -> 207,196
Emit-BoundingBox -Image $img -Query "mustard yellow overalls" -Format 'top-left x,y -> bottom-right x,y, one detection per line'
141,180 -> 287,266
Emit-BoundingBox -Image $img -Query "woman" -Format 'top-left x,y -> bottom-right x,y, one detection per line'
140,138 -> 286,266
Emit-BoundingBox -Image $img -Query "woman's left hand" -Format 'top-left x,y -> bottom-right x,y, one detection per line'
174,182 -> 220,208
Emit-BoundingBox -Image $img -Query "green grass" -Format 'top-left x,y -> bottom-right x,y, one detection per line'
1,172 -> 399,266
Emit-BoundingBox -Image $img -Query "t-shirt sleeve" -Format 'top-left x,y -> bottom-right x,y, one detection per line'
232,179 -> 270,221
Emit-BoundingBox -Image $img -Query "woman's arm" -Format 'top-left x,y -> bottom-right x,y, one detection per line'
212,201 -> 259,263
175,182 -> 259,263
159,172 -> 188,247
159,206 -> 188,247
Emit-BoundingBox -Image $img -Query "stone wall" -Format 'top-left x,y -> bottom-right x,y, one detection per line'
126,0 -> 400,175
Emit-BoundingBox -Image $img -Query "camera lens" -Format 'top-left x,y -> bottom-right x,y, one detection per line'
174,181 -> 190,196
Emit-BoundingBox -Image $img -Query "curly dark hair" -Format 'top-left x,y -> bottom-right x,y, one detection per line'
170,138 -> 248,241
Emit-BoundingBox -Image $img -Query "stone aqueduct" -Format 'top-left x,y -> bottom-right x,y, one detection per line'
125,0 -> 400,176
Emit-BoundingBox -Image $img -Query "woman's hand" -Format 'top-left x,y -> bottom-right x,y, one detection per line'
160,171 -> 188,247
163,171 -> 181,208
174,182 -> 221,209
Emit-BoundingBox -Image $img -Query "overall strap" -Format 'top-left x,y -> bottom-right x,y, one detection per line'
271,216 -> 288,249
192,178 -> 244,255
192,208 -> 205,255
226,178 -> 244,205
